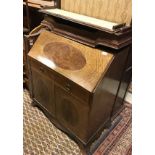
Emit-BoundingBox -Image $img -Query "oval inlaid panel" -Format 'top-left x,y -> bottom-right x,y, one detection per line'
43,42 -> 86,70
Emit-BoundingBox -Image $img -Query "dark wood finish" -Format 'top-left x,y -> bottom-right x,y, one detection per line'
24,1 -> 132,153
54,73 -> 90,103
23,37 -> 28,89
85,46 -> 130,145
28,30 -> 131,153
39,14 -> 132,50
55,0 -> 61,8
23,0 -> 56,32
111,46 -> 132,116
23,21 -> 52,91
24,0 -> 30,33
31,66 -> 55,116
55,84 -> 90,143
23,35 -> 32,90
23,34 -> 40,93
23,6 -> 44,31
28,30 -> 114,92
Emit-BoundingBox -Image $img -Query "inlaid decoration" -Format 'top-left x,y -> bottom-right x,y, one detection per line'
43,42 -> 86,70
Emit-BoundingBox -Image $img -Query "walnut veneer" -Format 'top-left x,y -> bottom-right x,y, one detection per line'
28,30 -> 130,153
29,30 -> 114,92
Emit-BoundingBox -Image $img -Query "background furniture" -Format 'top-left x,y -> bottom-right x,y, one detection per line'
23,0 -> 57,89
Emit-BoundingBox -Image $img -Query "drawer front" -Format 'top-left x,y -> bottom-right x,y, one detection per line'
55,74 -> 90,104
29,57 -> 54,80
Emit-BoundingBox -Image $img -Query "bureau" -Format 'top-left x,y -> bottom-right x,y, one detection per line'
28,30 -> 130,152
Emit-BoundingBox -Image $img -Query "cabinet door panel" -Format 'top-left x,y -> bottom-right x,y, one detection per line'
55,84 -> 89,142
31,67 -> 55,116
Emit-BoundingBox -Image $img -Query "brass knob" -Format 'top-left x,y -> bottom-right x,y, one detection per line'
65,83 -> 71,92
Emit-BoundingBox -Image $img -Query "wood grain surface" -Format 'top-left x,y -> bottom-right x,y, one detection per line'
24,0 -> 55,8
28,30 -> 114,92
43,42 -> 86,70
61,0 -> 132,25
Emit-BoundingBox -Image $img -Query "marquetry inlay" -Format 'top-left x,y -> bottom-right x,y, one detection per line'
28,30 -> 114,92
43,42 -> 86,70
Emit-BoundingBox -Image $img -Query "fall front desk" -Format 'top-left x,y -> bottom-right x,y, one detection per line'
28,29 -> 131,152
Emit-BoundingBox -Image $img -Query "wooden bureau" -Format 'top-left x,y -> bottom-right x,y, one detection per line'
28,30 -> 130,153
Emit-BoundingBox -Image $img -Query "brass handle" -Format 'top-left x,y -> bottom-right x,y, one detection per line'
65,83 -> 71,92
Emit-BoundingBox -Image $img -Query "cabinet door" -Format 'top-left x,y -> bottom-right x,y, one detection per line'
55,84 -> 89,142
31,67 -> 55,116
